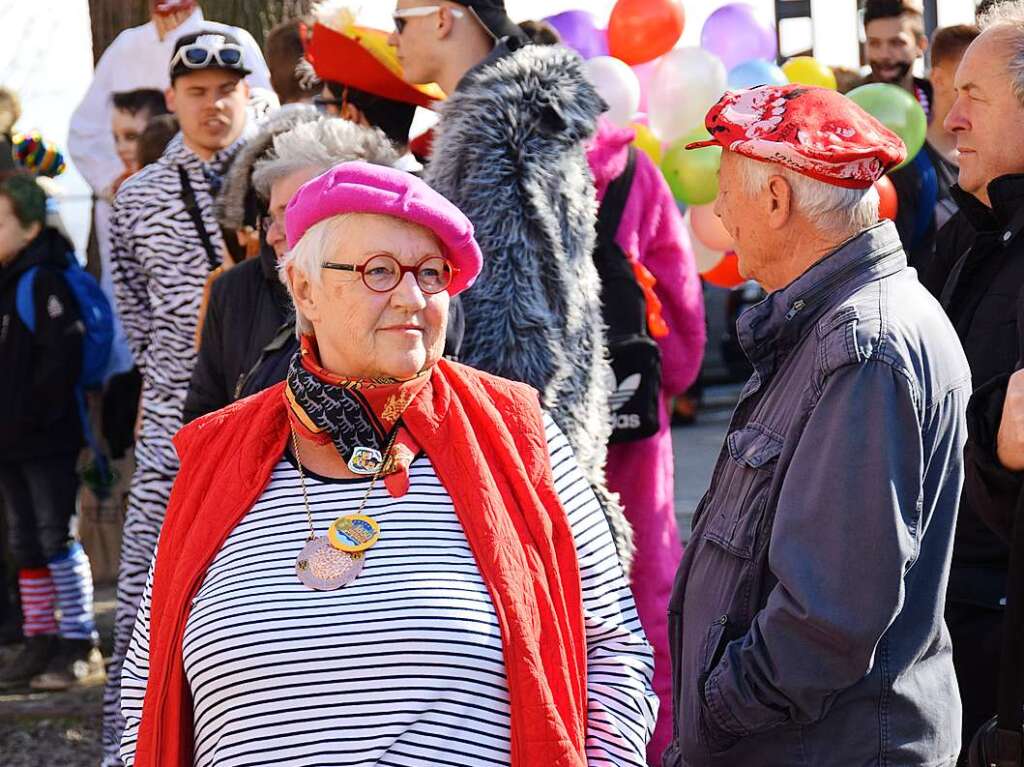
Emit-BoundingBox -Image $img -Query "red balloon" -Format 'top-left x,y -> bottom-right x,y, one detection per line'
608,0 -> 686,66
876,175 -> 898,221
703,252 -> 746,288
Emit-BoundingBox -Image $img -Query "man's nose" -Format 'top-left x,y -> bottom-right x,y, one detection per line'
944,97 -> 968,133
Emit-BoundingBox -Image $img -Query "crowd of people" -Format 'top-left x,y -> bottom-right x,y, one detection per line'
0,0 -> 1022,765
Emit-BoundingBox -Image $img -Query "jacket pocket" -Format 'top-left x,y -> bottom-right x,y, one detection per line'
698,615 -> 741,752
703,424 -> 784,559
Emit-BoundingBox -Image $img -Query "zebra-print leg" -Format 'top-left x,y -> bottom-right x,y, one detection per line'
100,435 -> 177,766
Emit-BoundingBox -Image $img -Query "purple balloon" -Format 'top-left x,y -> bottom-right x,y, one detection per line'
545,11 -> 608,60
701,3 -> 777,71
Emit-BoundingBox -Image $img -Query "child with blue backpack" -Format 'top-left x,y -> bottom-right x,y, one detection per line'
0,174 -> 106,689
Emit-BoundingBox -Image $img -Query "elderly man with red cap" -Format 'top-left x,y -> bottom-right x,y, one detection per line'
663,85 -> 970,767
118,162 -> 657,766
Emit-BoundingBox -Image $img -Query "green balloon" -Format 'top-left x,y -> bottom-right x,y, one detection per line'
846,83 -> 927,170
661,126 -> 721,206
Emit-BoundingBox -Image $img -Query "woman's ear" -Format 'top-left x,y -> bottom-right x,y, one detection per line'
287,265 -> 319,325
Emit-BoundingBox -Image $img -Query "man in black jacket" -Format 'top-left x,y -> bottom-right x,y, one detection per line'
925,4 -> 1024,758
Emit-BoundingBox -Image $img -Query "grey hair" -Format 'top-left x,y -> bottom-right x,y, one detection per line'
978,0 -> 1024,107
279,214 -> 356,336
736,156 -> 881,235
251,118 -> 399,199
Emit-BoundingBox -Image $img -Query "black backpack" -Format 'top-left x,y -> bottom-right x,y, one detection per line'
594,147 -> 663,444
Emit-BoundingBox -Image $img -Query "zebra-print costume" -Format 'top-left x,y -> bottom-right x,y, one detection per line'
101,132 -> 248,766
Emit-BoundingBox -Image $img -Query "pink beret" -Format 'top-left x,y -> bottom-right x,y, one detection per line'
686,84 -> 906,189
285,161 -> 483,296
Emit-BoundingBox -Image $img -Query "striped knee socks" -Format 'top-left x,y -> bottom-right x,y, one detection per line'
48,543 -> 98,642
18,567 -> 58,637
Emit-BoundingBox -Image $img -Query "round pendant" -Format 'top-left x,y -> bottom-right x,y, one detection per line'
328,514 -> 381,553
295,536 -> 364,591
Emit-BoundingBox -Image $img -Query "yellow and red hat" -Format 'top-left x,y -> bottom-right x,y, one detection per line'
304,6 -> 444,110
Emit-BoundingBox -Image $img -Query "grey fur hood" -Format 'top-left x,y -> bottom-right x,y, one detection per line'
216,104 -> 320,230
424,43 -> 634,567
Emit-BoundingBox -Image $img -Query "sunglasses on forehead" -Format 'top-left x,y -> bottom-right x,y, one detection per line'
392,5 -> 465,34
170,42 -> 244,70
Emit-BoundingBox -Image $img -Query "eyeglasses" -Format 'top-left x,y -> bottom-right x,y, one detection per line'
313,95 -> 345,114
258,214 -> 285,236
170,42 -> 244,71
322,254 -> 456,294
392,5 -> 464,34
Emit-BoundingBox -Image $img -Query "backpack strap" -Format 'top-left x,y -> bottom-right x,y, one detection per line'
178,165 -> 220,271
596,147 -> 638,247
15,265 -> 41,333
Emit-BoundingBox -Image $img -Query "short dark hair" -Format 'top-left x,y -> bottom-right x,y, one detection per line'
112,89 -> 169,118
137,113 -> 179,167
265,18 -> 317,105
931,24 -> 981,68
518,20 -> 561,46
0,172 -> 47,229
325,81 -> 416,149
863,0 -> 926,38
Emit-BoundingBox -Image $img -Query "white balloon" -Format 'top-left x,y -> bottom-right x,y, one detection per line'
648,47 -> 728,144
684,211 -> 727,274
585,56 -> 642,127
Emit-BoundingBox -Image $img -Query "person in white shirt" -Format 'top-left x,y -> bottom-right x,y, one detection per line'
67,0 -> 269,381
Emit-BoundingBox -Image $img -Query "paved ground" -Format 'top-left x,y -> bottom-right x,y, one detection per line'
0,386 -> 740,766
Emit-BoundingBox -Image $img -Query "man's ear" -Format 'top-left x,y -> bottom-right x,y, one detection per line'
165,86 -> 177,114
340,103 -> 370,127
766,174 -> 794,230
918,34 -> 930,56
437,5 -> 459,39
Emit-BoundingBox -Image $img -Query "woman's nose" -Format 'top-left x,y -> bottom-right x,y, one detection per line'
391,271 -> 427,309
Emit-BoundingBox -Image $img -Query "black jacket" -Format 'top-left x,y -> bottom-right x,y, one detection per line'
927,175 -> 1024,606
0,228 -> 83,460
182,244 -> 467,424
890,141 -> 959,272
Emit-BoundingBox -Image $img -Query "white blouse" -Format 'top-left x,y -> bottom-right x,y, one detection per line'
120,415 -> 657,766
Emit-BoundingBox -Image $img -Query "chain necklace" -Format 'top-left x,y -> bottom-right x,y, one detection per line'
290,425 -> 397,591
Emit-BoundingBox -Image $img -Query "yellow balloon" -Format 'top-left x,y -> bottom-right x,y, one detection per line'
631,122 -> 664,166
782,56 -> 837,90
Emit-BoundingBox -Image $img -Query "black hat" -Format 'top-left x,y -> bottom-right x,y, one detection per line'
170,30 -> 252,82
454,0 -> 528,43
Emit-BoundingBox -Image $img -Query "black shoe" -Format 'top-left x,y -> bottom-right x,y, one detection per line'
30,636 -> 106,691
0,634 -> 58,689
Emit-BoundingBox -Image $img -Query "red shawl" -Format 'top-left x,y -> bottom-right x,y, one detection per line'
132,360 -> 588,766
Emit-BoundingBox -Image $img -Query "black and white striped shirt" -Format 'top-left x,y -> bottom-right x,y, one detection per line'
120,416 -> 657,766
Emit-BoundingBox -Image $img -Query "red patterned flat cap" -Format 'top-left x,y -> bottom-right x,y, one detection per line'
686,84 -> 907,189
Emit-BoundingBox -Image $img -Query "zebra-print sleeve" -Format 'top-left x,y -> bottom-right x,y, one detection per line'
110,185 -> 151,371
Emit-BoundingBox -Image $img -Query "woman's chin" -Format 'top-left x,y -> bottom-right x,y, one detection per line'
377,351 -> 428,380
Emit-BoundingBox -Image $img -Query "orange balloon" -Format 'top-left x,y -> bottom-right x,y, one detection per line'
608,0 -> 686,66
876,175 -> 899,221
689,203 -> 734,252
703,252 -> 745,288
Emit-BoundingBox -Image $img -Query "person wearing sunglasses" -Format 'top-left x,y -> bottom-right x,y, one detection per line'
100,28 -> 263,767
388,2 -> 633,569
118,161 -> 657,766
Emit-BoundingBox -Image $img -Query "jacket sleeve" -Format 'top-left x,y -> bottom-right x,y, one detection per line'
633,156 -> 706,397
183,275 -> 231,424
68,34 -> 123,194
118,558 -> 154,766
965,373 -> 1022,541
30,268 -> 84,427
109,191 -> 150,371
702,361 -> 934,739
544,414 -> 659,765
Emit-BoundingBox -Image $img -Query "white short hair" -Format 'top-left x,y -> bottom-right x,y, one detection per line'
279,214 -> 355,337
978,1 -> 1024,107
735,156 -> 881,235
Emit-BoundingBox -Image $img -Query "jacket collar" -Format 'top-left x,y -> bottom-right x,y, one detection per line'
951,174 -> 1024,244
453,36 -> 520,93
738,222 -> 906,374
160,130 -> 247,176
0,228 -> 74,289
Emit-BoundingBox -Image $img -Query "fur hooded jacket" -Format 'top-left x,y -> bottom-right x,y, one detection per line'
424,42 -> 633,567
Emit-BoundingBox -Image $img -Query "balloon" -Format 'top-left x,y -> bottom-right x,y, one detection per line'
661,126 -> 721,206
846,83 -> 927,169
689,203 -> 734,251
701,3 -> 777,71
545,11 -> 608,59
728,59 -> 788,89
632,60 -> 658,114
689,231 -> 726,273
631,122 -> 664,165
586,57 -> 641,127
876,175 -> 898,221
781,56 -> 837,90
608,0 -> 686,66
647,47 -> 727,143
703,252 -> 745,288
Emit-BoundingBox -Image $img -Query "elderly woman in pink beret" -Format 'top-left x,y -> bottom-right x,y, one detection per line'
117,162 -> 657,767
